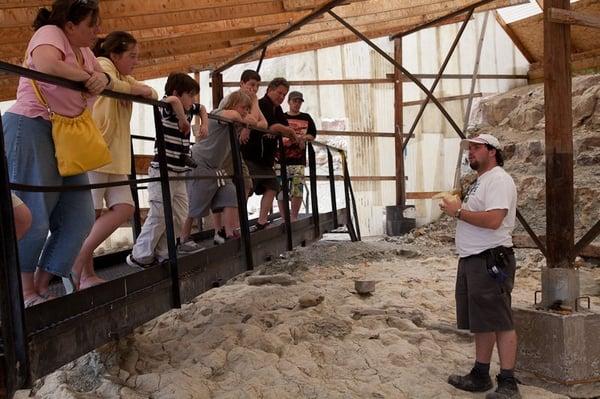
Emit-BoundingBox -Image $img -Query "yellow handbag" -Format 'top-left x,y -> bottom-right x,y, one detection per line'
30,79 -> 111,176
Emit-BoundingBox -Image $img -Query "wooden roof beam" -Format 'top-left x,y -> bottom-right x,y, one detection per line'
547,7 -> 600,29
212,0 -> 349,74
493,10 -> 536,63
389,0 -> 527,39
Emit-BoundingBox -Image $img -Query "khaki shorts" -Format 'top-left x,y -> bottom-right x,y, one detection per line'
88,171 -> 134,210
455,247 -> 516,333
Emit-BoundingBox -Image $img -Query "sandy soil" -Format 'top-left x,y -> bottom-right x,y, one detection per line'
16,231 -> 600,399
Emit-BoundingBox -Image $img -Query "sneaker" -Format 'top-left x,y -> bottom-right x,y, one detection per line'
178,239 -> 204,254
485,375 -> 521,399
213,228 -> 226,245
249,222 -> 268,233
448,369 -> 493,392
126,254 -> 156,268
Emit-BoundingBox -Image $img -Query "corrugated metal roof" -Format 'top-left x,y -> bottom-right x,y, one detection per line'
497,0 -> 581,23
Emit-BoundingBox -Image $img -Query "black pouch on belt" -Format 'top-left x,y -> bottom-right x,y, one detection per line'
485,247 -> 509,283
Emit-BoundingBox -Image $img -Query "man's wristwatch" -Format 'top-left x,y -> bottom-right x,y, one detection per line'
455,208 -> 462,219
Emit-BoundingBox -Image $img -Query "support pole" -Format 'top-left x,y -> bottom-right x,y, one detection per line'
463,11 -> 490,132
152,106 -> 181,308
326,148 -> 338,228
341,152 -> 359,242
228,124 -> 254,270
278,137 -> 293,251
393,37 -> 406,208
0,114 -> 29,397
542,0 -> 577,308
129,143 -> 142,239
308,143 -> 320,237
211,72 -> 223,109
256,47 -> 267,74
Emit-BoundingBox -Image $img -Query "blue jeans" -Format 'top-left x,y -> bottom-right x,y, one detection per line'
2,112 -> 94,277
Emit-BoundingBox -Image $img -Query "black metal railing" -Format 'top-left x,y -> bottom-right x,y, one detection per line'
0,60 -> 360,396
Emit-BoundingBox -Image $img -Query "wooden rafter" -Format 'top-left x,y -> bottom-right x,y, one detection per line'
493,11 -> 535,64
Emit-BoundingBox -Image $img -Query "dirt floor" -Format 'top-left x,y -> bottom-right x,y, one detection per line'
16,227 -> 600,399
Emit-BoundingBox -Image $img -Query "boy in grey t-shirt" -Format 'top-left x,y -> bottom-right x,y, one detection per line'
180,90 -> 253,247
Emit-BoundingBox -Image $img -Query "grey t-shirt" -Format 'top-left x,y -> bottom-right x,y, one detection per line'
191,110 -> 231,170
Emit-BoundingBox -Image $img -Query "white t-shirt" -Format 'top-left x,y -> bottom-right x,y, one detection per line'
456,166 -> 517,257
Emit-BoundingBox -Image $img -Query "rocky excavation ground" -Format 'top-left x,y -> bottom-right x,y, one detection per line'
16,231 -> 600,399
15,75 -> 600,399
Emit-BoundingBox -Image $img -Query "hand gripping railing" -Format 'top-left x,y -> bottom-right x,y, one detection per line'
0,60 -> 360,395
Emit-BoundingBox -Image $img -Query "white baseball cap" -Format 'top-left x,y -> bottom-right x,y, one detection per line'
461,133 -> 501,150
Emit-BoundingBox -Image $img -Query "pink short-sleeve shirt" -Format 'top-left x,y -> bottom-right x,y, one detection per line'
8,25 -> 99,119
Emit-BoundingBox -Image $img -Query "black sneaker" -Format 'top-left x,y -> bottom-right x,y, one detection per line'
448,369 -> 493,392
249,222 -> 268,233
485,375 -> 521,399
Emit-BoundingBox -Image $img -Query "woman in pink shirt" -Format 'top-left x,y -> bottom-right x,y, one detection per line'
2,0 -> 110,307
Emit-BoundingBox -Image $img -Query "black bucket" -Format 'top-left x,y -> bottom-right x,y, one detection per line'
385,205 -> 416,236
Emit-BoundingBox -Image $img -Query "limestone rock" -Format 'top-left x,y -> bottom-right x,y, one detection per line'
298,294 -> 324,308
246,273 -> 296,286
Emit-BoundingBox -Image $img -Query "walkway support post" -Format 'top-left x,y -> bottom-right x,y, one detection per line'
308,143 -> 320,237
152,106 -> 181,308
228,123 -> 254,270
0,114 -> 29,397
541,0 -> 577,308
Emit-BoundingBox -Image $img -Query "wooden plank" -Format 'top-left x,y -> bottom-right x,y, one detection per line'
0,1 -> 293,28
544,0 -> 574,268
406,191 -> 443,199
493,10 -> 536,63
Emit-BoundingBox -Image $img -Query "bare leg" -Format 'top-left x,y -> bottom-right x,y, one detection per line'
474,332 -> 496,364
213,212 -> 223,232
496,330 -> 517,369
181,216 -> 194,242
223,207 -> 238,237
33,267 -> 53,297
259,190 -> 275,225
290,197 -> 302,221
13,203 -> 32,240
277,199 -> 287,222
21,272 -> 37,302
74,205 -> 134,289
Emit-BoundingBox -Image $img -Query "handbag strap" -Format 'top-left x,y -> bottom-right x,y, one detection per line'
26,46 -> 87,114
30,79 -> 51,112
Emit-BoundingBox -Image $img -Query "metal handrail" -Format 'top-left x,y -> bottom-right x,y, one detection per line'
0,59 -> 361,395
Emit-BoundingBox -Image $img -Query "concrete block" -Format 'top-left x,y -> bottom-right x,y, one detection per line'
514,306 -> 600,384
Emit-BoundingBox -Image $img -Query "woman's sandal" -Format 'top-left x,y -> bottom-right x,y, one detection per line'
23,294 -> 47,308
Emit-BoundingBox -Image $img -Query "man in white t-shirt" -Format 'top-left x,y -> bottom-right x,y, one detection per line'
440,134 -> 520,399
